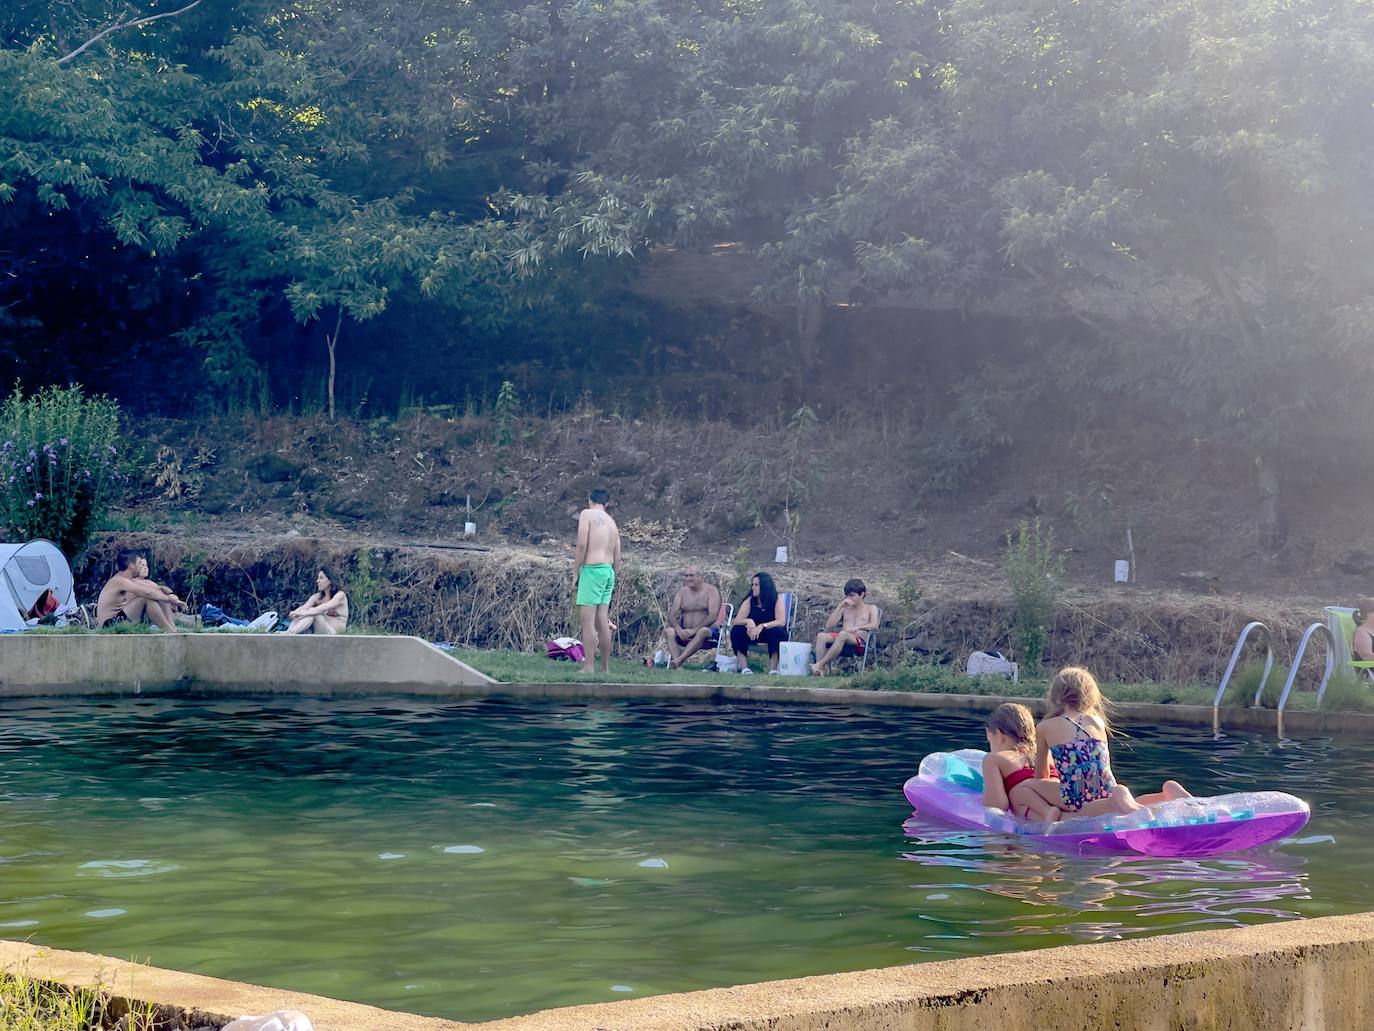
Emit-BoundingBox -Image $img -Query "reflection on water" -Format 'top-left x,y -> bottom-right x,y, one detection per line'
0,696 -> 1365,1021
901,817 -> 1310,942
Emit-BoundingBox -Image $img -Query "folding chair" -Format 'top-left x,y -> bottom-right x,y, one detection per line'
1325,606 -> 1374,682
827,606 -> 881,673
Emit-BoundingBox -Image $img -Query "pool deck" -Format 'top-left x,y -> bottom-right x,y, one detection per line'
5,912 -> 1373,1030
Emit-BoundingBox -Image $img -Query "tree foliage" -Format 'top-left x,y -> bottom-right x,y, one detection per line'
0,0 -> 1369,489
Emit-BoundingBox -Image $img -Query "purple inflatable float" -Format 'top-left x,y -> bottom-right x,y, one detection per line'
903,749 -> 1310,857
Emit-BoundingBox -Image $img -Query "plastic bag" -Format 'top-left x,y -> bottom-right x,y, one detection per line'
221,1012 -> 313,1031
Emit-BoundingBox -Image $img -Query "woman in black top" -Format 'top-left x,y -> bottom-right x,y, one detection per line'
729,571 -> 788,673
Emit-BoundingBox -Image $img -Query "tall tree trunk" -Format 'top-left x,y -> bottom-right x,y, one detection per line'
325,307 -> 343,420
1256,457 -> 1283,554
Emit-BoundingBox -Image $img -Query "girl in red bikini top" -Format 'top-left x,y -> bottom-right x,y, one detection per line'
980,703 -> 1066,823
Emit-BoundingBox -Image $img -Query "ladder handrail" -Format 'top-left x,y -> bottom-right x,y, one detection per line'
1212,621 -> 1273,735
1275,621 -> 1336,738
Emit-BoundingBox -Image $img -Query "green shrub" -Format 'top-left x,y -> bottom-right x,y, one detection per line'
1317,670 -> 1373,713
493,379 -> 519,449
0,385 -> 123,560
349,548 -> 379,627
1224,660 -> 1288,708
729,544 -> 752,604
1005,518 -> 1064,670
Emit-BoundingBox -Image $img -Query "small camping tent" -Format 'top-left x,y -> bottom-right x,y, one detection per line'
0,540 -> 74,631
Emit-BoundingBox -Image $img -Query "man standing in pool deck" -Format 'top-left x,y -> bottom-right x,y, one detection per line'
574,487 -> 621,674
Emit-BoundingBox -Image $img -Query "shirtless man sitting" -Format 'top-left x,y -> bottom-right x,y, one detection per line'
96,549 -> 189,630
659,565 -> 722,669
574,488 -> 621,674
810,578 -> 880,676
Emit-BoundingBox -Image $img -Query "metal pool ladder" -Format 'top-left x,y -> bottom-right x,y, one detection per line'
1212,621 -> 1274,736
1275,621 -> 1336,739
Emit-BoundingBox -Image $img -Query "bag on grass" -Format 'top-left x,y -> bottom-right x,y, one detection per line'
546,636 -> 586,663
966,650 -> 1020,683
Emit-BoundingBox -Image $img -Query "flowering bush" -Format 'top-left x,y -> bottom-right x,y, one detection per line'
0,385 -> 123,560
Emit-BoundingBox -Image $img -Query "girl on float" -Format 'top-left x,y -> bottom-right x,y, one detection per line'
1035,667 -> 1191,817
981,703 -> 1066,822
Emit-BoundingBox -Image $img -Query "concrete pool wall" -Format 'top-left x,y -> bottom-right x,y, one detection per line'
0,632 -> 495,696
4,913 -> 1373,1030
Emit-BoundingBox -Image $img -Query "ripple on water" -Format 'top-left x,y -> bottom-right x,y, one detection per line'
78,859 -> 180,878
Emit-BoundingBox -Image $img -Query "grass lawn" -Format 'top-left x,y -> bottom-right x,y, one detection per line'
454,648 -> 1374,713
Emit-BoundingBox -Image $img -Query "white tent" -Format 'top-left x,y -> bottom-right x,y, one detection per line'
0,540 -> 74,631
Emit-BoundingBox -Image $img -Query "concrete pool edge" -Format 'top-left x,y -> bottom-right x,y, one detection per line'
0,633 -> 495,696
5,913 -> 1373,1030
0,632 -> 1366,737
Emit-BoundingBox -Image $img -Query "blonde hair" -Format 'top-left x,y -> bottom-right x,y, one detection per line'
985,703 -> 1037,757
1046,666 -> 1111,731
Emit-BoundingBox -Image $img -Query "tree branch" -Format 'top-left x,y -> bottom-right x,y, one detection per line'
1019,260 -> 1119,341
1209,259 -> 1260,353
56,0 -> 202,66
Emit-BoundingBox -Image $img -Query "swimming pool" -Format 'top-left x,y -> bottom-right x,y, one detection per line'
0,695 -> 1365,1021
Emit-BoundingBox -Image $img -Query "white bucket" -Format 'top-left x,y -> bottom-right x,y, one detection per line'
775,545 -> 789,563
464,522 -> 477,538
1113,560 -> 1129,583
777,641 -> 813,676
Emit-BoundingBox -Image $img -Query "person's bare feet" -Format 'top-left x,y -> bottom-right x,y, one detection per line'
1162,780 -> 1192,800
809,663 -> 825,676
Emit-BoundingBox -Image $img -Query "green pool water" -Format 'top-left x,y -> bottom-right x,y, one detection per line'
0,695 -> 1366,1022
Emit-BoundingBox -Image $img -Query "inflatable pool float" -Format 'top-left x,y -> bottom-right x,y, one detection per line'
903,749 -> 1309,857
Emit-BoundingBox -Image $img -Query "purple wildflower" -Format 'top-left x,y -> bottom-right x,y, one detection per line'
34,492 -> 42,500
25,500 -> 33,508
59,438 -> 68,446
24,464 -> 31,473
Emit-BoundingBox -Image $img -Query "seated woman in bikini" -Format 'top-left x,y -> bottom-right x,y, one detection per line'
284,567 -> 349,635
981,703 -> 1066,822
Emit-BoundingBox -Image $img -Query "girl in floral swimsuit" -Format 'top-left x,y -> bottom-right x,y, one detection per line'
1035,667 -> 1191,817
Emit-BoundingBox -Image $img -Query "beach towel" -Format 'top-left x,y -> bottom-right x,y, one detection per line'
546,637 -> 586,663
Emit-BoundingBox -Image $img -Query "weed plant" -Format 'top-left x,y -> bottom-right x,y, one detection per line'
728,544 -> 752,605
347,549 -> 379,628
1004,518 -> 1064,670
0,968 -> 161,1031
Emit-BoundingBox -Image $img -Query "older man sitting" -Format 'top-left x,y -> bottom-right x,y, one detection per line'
653,565 -> 723,669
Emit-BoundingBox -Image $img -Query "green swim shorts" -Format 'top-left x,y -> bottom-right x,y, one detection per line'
576,563 -> 616,606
